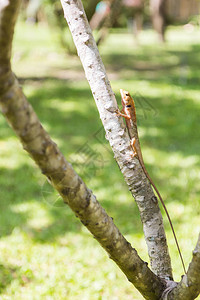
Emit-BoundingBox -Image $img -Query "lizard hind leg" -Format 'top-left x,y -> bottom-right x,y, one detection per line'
130,138 -> 137,157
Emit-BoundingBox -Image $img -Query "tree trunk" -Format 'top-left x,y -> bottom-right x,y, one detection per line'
150,0 -> 166,42
60,0 -> 173,280
84,0 -> 101,21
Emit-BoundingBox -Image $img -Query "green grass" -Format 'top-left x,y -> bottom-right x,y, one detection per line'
0,20 -> 200,299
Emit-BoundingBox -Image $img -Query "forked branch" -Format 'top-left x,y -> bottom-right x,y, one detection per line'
60,0 -> 172,279
0,0 -> 199,299
0,1 -> 165,299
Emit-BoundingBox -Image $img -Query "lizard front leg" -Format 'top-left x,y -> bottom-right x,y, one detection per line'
115,109 -> 131,120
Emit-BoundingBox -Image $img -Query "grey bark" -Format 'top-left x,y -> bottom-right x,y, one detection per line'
167,234 -> 200,300
60,0 -> 173,279
0,0 -> 200,299
0,0 -> 165,299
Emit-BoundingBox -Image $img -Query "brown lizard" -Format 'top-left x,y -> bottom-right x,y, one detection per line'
116,88 -> 186,274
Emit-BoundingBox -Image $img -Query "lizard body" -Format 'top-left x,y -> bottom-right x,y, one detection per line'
117,89 -> 186,274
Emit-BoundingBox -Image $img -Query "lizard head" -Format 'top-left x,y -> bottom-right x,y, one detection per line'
120,89 -> 133,107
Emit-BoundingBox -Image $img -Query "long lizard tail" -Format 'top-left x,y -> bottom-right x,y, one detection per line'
144,169 -> 186,274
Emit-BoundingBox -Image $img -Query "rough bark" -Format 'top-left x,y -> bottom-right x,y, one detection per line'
0,0 -> 21,65
0,72 -> 166,300
1,1 -> 200,299
60,0 -> 173,279
0,1 -> 166,299
1,85 -> 196,298
167,234 -> 200,300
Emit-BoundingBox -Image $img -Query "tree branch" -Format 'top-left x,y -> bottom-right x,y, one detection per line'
0,0 -> 21,65
2,1 -> 199,299
167,233 -> 200,300
0,1 -> 166,299
60,0 -> 173,279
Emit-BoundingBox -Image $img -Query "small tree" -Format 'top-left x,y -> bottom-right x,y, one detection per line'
0,0 -> 200,299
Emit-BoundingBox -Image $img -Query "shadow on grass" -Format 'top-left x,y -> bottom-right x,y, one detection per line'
102,42 -> 200,88
0,161 -> 143,243
0,159 -> 193,245
26,201 -> 142,243
19,76 -> 200,157
1,36 -> 200,245
139,94 -> 200,158
0,262 -> 34,294
0,263 -> 19,293
0,76 -> 199,243
0,165 -> 37,237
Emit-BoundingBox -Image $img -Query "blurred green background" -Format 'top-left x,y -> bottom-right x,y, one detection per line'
0,1 -> 200,299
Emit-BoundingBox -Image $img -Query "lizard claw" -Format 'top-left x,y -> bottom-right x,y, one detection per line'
115,108 -> 121,116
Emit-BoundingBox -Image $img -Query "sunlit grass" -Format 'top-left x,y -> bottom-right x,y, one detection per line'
0,20 -> 200,299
